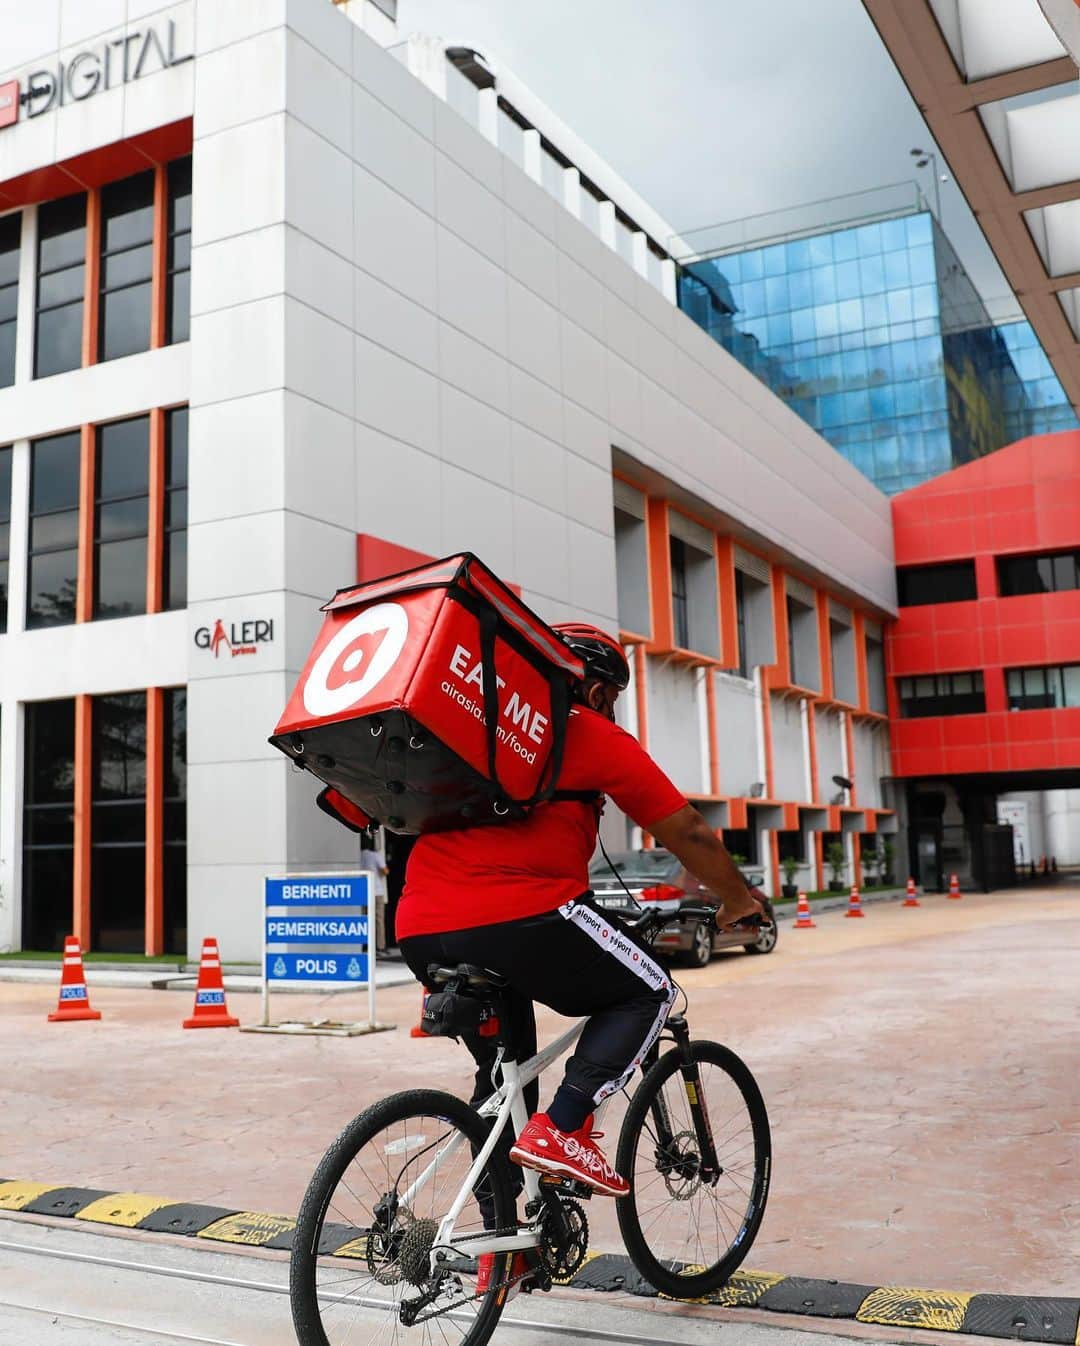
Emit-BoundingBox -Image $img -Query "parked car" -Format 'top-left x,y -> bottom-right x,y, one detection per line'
587,849 -> 777,967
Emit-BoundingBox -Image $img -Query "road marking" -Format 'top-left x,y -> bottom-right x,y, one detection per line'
196,1211 -> 296,1246
0,1182 -> 61,1212
4,1179 -> 1078,1342
858,1285 -> 973,1332
75,1192 -> 177,1227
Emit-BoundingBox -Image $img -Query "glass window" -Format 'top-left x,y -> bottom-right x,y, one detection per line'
22,698 -> 76,951
884,249 -> 910,289
1064,666 -> 1080,708
788,269 -> 813,309
734,569 -> 748,678
27,432 -> 81,628
858,254 -> 885,295
94,416 -> 149,619
164,407 -> 188,609
91,691 -> 147,952
999,549 -> 1080,596
99,171 -> 153,362
163,686 -> 187,954
0,445 -> 10,633
670,536 -> 689,649
0,212 -> 19,388
897,561 -> 977,607
900,670 -> 985,717
35,193 -> 86,378
832,229 -> 857,263
164,158 -> 192,347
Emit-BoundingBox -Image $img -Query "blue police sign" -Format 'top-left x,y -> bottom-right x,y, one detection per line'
266,952 -> 369,983
264,875 -> 368,906
264,872 -> 370,988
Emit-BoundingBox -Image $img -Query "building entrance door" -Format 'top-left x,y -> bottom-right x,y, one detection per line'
916,827 -> 941,891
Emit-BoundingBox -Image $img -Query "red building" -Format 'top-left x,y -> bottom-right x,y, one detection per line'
888,431 -> 1080,887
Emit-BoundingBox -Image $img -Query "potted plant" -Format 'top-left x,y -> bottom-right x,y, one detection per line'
825,841 -> 847,892
861,847 -> 879,888
881,839 -> 895,887
780,854 -> 800,899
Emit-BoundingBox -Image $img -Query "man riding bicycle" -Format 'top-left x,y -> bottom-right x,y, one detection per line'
397,622 -> 765,1206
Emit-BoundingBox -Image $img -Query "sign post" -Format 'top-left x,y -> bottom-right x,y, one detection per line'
242,873 -> 393,1037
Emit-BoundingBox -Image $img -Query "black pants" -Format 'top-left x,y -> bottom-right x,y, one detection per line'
401,894 -> 676,1131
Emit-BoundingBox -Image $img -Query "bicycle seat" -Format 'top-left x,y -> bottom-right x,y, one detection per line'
427,963 -> 508,991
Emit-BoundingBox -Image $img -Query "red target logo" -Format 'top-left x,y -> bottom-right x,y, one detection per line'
302,602 -> 409,719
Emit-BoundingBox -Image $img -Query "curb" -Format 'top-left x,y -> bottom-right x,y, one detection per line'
773,886 -> 910,921
2,1181 -> 1076,1341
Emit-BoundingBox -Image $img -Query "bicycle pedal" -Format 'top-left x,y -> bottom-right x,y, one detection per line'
539,1175 -> 593,1200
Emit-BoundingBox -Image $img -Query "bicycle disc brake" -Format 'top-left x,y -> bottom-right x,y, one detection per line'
657,1130 -> 704,1199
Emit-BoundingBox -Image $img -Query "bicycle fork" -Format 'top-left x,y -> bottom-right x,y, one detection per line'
648,1015 -> 721,1184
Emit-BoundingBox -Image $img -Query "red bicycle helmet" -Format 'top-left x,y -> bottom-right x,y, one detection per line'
552,622 -> 630,690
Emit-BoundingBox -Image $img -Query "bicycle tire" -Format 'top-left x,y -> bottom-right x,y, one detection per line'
616,1040 -> 771,1298
291,1088 -> 516,1346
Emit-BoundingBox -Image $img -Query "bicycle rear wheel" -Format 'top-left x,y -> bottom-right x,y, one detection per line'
291,1088 -> 516,1346
616,1040 -> 771,1298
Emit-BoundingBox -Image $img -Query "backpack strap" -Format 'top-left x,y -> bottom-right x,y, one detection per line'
549,789 -> 602,806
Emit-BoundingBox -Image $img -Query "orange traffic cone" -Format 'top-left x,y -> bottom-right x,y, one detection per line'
48,935 -> 102,1022
844,884 -> 865,918
948,873 -> 962,900
410,988 -> 431,1038
182,937 -> 239,1029
903,877 -> 921,907
794,890 -> 816,928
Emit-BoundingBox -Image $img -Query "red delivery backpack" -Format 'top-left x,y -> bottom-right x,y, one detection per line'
270,554 -> 589,834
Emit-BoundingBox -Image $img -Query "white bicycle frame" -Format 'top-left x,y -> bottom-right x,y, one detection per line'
395,1015 -> 599,1268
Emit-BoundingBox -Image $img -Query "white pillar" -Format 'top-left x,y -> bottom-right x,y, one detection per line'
15,207 -> 35,385
598,199 -> 616,250
660,257 -> 677,303
476,86 -> 498,146
695,667 -> 710,794
522,128 -> 541,184
799,696 -> 813,801
405,35 -> 447,99
562,165 -> 581,218
631,230 -> 649,278
0,700 -> 25,952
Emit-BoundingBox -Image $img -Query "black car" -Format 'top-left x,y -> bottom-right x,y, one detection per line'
588,849 -> 778,967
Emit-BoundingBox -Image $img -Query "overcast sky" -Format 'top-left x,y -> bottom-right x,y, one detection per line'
396,0 -> 1014,308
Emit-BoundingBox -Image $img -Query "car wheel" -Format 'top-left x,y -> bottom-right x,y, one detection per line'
683,920 -> 713,968
744,918 -> 778,956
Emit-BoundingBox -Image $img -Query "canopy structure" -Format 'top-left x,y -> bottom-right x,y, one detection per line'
863,0 -> 1080,413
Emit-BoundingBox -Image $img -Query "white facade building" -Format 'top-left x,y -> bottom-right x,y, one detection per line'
0,0 -> 896,962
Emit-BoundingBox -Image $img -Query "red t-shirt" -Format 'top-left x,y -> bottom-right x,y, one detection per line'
397,708 -> 688,937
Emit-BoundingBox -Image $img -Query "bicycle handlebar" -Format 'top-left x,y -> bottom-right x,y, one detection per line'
625,902 -> 764,940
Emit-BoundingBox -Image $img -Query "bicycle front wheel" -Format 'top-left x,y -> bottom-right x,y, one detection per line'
291,1088 -> 516,1346
616,1040 -> 771,1298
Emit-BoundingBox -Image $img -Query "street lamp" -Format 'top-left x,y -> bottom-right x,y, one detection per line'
910,147 -> 949,221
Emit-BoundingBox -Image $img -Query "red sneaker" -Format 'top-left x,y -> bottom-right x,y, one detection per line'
509,1112 -> 630,1198
476,1252 -> 530,1303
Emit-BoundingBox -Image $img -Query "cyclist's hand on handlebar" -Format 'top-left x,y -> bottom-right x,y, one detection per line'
718,886 -> 766,929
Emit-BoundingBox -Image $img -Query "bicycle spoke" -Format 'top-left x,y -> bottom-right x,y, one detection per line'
293,1096 -> 510,1346
618,1045 -> 770,1295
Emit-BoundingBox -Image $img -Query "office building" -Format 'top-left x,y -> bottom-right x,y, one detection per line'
678,204 -> 1077,495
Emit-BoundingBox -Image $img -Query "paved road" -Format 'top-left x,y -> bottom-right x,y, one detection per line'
1,885 -> 1076,1299
0,1217 -> 980,1346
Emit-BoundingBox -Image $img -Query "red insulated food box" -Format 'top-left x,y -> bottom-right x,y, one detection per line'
270,554 -> 585,833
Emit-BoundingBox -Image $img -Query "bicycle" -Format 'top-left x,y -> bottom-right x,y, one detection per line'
290,904 -> 772,1346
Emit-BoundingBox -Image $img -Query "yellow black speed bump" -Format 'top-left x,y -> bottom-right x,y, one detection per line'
2,1179 -> 1078,1344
